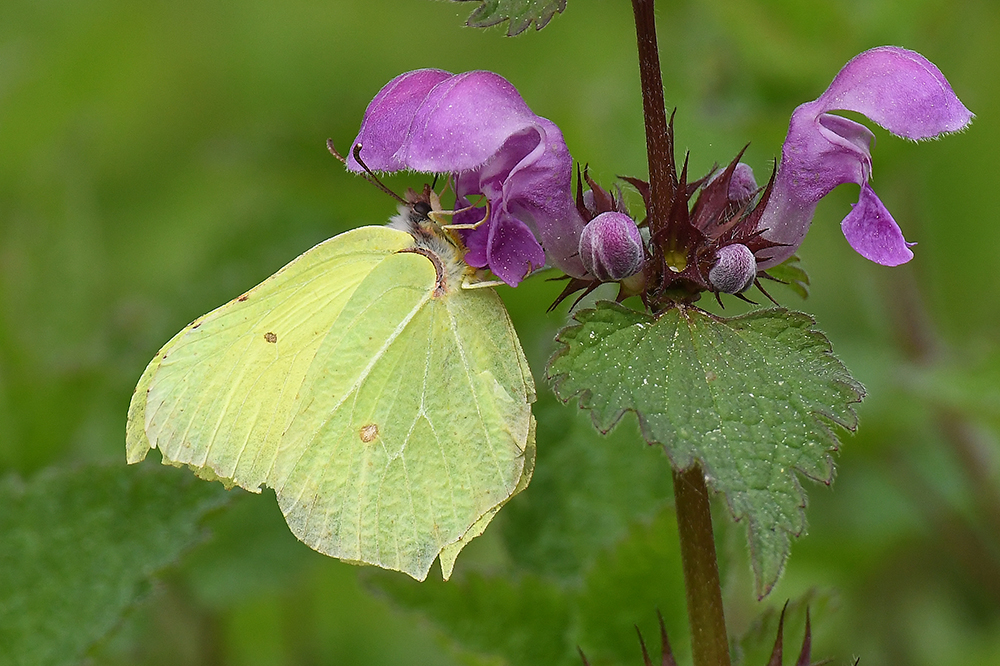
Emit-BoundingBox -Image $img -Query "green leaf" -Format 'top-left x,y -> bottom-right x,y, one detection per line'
547,302 -> 864,597
764,254 -> 810,299
0,464 -> 228,666
452,0 -> 567,36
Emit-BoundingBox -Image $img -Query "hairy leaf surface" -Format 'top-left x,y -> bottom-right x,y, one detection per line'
452,0 -> 567,36
547,302 -> 863,596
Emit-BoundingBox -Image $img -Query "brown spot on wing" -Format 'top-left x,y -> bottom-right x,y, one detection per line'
237,294 -> 249,302
264,332 -> 278,344
359,423 -> 379,443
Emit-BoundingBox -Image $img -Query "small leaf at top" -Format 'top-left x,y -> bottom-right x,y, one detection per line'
452,0 -> 567,36
546,302 -> 863,597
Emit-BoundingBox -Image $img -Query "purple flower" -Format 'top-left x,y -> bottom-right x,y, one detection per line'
757,46 -> 973,270
579,212 -> 644,282
347,69 -> 585,286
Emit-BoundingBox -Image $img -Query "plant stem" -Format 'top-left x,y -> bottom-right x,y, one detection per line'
631,0 -> 731,657
630,0 -> 674,241
673,464 -> 731,666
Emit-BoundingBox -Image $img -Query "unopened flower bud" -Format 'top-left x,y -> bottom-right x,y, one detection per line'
707,162 -> 758,203
727,163 -> 758,202
709,243 -> 756,294
579,212 -> 644,282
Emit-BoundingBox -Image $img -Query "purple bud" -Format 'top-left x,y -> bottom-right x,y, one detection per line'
709,244 -> 756,294
708,162 -> 758,202
727,163 -> 758,202
579,212 -> 644,282
756,47 -> 973,269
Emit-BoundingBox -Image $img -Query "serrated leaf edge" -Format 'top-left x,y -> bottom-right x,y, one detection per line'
546,302 -> 866,596
455,0 -> 568,36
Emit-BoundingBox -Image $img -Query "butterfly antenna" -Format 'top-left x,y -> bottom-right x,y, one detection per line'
349,142 -> 407,205
326,138 -> 347,164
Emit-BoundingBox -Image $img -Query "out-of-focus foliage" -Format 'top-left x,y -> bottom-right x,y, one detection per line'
1,0 -> 998,665
0,464 -> 228,666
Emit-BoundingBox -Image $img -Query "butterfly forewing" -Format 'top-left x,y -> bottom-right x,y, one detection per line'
135,227 -> 412,491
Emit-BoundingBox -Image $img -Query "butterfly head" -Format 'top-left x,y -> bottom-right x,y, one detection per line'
387,183 -> 484,295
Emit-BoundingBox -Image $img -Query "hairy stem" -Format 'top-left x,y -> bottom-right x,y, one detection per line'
673,465 -> 731,666
630,0 -> 674,242
631,2 -> 731,658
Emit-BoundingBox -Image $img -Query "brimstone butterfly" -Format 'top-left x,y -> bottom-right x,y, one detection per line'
126,195 -> 536,580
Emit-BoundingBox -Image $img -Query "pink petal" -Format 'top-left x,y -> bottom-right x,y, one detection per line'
484,211 -> 547,287
401,71 -> 541,173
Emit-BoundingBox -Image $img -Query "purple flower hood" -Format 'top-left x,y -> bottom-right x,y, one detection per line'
347,69 -> 586,286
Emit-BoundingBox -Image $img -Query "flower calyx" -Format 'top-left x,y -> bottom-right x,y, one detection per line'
621,118 -> 787,311
550,137 -> 787,313
576,167 -> 645,284
548,166 -> 649,311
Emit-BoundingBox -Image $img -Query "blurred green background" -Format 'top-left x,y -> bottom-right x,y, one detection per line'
1,0 -> 998,664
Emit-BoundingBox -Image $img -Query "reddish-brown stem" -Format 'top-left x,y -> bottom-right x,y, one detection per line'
632,0 -> 732,659
673,465 -> 732,666
630,0 -> 675,245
